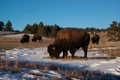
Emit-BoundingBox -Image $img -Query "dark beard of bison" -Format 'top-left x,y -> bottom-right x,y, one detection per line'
47,44 -> 61,58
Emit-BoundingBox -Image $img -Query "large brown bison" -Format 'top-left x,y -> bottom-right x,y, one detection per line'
91,34 -> 100,45
32,34 -> 42,42
47,28 -> 90,58
20,34 -> 30,43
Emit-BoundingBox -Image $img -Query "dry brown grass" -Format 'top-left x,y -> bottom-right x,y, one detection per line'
0,32 -> 120,79
0,32 -> 120,49
1,32 -> 120,57
0,36 -> 54,50
100,48 -> 120,57
0,60 -> 119,79
88,32 -> 120,57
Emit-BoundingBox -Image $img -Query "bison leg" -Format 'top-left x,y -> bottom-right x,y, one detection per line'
82,46 -> 88,58
97,41 -> 99,45
55,53 -> 60,58
49,53 -> 54,58
70,49 -> 76,58
63,50 -> 68,58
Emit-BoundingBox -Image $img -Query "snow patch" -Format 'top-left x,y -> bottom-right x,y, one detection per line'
90,63 -> 101,67
0,47 -> 120,79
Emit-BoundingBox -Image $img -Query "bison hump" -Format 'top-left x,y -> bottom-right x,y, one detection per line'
55,28 -> 85,41
55,31 -> 71,40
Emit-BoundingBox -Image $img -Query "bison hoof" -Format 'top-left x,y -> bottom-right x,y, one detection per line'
84,56 -> 88,58
55,56 -> 60,58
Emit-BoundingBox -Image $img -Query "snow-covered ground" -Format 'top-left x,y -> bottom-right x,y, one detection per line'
0,46 -> 120,80
0,33 -> 120,79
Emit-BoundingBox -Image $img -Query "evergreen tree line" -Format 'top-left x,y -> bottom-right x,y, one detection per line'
23,22 -> 61,37
22,21 -> 119,40
0,20 -> 13,31
1,20 -> 120,41
22,22 -> 104,37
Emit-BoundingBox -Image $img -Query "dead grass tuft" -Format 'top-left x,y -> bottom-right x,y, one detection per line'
0,36 -> 54,50
100,49 -> 120,57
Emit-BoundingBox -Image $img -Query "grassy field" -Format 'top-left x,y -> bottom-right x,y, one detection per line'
0,35 -> 54,50
0,31 -> 120,56
0,32 -> 120,79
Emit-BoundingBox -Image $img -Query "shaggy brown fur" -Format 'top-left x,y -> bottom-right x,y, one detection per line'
32,34 -> 42,42
20,34 -> 30,43
91,34 -> 100,44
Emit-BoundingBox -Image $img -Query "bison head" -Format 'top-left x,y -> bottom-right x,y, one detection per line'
20,34 -> 30,43
20,39 -> 24,43
47,44 -> 61,58
91,34 -> 100,45
32,38 -> 36,42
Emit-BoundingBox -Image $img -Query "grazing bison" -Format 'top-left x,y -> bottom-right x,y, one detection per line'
32,34 -> 42,42
20,34 -> 30,43
91,34 -> 100,45
47,28 -> 90,58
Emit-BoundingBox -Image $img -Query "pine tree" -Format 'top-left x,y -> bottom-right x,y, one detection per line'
50,24 -> 60,37
37,22 -> 45,36
5,20 -> 13,31
31,23 -> 39,34
0,21 -> 4,31
23,24 -> 31,33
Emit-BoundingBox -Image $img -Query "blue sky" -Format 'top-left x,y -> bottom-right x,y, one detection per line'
0,0 -> 120,31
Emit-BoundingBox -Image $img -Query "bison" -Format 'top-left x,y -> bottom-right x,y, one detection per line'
32,34 -> 42,42
20,34 -> 30,43
47,28 -> 90,58
91,34 -> 100,45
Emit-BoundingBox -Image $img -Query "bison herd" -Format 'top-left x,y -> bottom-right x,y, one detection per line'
47,28 -> 100,58
20,28 -> 100,58
20,34 -> 42,43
